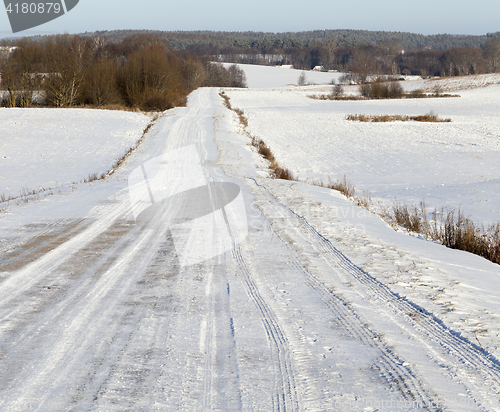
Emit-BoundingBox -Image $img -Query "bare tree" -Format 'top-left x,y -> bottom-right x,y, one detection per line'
484,38 -> 500,72
0,55 -> 18,107
43,36 -> 90,106
81,58 -> 120,106
331,83 -> 344,98
0,39 -> 42,107
297,71 -> 307,86
348,45 -> 379,83
181,58 -> 206,91
324,38 -> 337,70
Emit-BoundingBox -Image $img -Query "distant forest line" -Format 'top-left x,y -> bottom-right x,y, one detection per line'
76,29 -> 500,52
69,29 -> 500,77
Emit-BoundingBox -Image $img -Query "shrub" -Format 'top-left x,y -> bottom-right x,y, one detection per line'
140,90 -> 175,111
409,89 -> 426,98
203,62 -> 246,87
361,78 -> 404,99
80,58 -> 121,107
297,72 -> 307,86
1,34 -> 242,112
331,84 -> 344,97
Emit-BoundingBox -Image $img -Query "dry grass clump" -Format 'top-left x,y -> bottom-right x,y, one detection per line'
96,103 -> 142,112
308,94 -> 364,101
412,113 -> 451,122
347,112 -> 451,123
392,201 -> 424,233
386,200 -> 500,265
326,175 -> 356,198
220,92 -> 294,180
408,89 -> 427,98
355,190 -> 372,209
252,136 -> 295,180
274,167 -> 295,181
219,91 -> 232,110
308,175 -> 371,207
234,108 -> 248,128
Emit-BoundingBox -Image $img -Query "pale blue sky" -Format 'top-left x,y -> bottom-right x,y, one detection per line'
1,0 -> 499,38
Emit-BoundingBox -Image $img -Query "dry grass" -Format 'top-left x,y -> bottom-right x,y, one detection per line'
83,172 -> 107,183
326,175 -> 356,198
392,201 -> 424,233
0,185 -> 54,207
252,136 -> 295,180
385,200 -> 500,265
274,167 -> 295,181
347,113 -> 452,123
94,103 -> 142,112
219,91 -> 232,110
308,94 -> 365,101
355,190 -> 372,209
234,108 -> 248,128
308,93 -> 459,101
221,92 -> 294,180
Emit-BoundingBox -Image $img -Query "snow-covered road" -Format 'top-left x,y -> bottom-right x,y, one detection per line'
0,88 -> 499,411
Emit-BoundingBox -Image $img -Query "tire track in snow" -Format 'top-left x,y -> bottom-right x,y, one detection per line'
232,244 -> 299,412
226,214 -> 299,412
0,220 -> 163,411
250,177 -> 500,410
0,219 -> 138,384
248,178 -> 441,409
0,197 -> 132,310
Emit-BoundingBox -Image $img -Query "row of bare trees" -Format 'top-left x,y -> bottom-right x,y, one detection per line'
0,34 -> 246,110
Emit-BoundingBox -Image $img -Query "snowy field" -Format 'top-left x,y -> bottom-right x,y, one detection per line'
225,74 -> 500,226
222,62 -> 343,88
0,108 -> 150,200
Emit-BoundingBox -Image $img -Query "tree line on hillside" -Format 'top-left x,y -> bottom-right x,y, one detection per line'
216,38 -> 500,77
70,29 -> 500,52
64,30 -> 500,77
0,34 -> 246,110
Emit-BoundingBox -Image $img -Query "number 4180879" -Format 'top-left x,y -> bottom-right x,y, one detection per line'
5,3 -> 62,14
